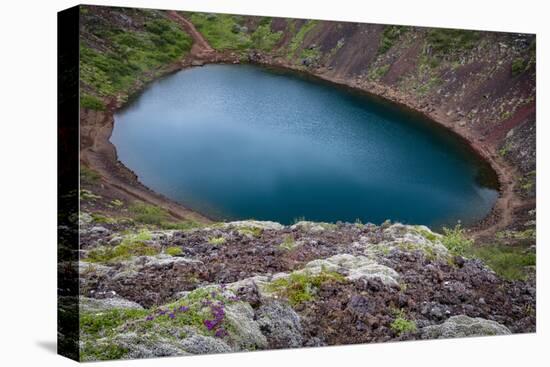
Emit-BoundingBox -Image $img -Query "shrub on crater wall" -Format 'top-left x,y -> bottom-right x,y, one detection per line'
441,223 -> 473,256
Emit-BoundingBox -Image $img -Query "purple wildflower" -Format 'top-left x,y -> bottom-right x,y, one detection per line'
168,313 -> 175,319
215,327 -> 228,338
178,305 -> 189,312
145,315 -> 154,321
204,319 -> 216,331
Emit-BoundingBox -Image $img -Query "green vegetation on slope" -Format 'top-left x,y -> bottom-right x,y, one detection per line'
441,224 -> 535,280
189,13 -> 252,51
188,13 -> 282,53
80,94 -> 106,110
80,17 -> 192,97
129,203 -> 170,225
86,230 -> 158,263
470,244 -> 535,281
251,23 -> 283,51
287,20 -> 319,59
426,28 -> 481,55
379,26 -> 409,54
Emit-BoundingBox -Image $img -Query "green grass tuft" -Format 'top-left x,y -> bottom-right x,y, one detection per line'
208,236 -> 226,246
91,212 -> 114,224
165,246 -> 183,256
441,223 -> 473,256
267,270 -> 345,306
390,309 -> 417,335
279,235 -> 296,250
237,226 -> 263,238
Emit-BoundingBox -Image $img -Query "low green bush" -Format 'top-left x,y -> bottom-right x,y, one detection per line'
80,94 -> 106,110
129,203 -> 169,225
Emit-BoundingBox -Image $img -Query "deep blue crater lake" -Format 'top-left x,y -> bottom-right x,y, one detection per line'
112,64 -> 498,227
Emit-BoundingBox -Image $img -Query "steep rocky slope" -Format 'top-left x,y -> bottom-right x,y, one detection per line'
72,5 -> 537,361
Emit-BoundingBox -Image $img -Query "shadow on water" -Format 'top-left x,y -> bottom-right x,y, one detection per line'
262,64 -> 500,191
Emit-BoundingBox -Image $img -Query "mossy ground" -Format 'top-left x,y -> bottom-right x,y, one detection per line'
86,230 -> 157,263
469,245 -> 535,281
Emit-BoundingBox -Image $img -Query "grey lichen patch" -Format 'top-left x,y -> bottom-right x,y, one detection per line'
224,220 -> 284,231
80,296 -> 144,313
256,301 -> 303,348
290,221 -> 336,233
301,254 -> 400,287
360,223 -> 450,261
224,302 -> 268,350
420,315 -> 511,339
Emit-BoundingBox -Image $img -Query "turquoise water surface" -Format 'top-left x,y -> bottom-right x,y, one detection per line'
112,64 -> 498,227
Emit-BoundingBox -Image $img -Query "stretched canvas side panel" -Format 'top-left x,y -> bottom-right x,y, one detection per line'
57,5 -> 80,362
